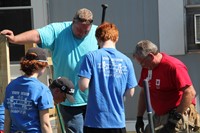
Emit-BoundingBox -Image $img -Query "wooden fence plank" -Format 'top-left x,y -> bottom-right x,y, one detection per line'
0,35 -> 11,104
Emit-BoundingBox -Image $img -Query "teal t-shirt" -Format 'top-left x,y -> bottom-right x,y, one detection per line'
37,22 -> 98,106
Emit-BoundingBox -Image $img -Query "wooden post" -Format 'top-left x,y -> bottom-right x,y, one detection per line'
24,43 -> 37,53
0,35 -> 11,104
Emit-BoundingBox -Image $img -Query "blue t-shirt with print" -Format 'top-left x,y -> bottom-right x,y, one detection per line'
78,48 -> 138,128
0,103 -> 4,130
37,21 -> 98,106
4,76 -> 54,133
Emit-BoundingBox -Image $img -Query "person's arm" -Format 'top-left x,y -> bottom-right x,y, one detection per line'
39,109 -> 53,133
78,77 -> 90,91
135,88 -> 147,133
125,88 -> 135,97
159,85 -> 196,133
176,85 -> 196,114
4,109 -> 11,133
1,29 -> 41,44
137,88 -> 146,116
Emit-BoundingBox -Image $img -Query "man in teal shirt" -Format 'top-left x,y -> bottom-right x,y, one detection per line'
1,8 -> 98,133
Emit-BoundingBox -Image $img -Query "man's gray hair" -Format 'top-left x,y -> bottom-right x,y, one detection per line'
133,40 -> 158,58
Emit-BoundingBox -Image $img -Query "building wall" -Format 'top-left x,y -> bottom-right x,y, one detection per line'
49,0 -> 200,125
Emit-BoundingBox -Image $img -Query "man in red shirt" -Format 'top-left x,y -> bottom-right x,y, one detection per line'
133,40 -> 199,133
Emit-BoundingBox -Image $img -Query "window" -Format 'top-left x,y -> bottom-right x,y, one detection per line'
0,0 -> 31,7
187,0 -> 200,5
194,14 -> 200,44
0,9 -> 32,62
0,0 -> 32,62
0,0 -> 48,63
186,0 -> 200,51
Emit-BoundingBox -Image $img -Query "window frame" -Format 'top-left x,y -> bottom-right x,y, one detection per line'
185,4 -> 200,52
0,0 -> 48,62
194,14 -> 200,44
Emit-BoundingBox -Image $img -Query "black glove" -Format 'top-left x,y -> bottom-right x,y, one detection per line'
135,116 -> 144,133
158,120 -> 176,133
159,112 -> 182,133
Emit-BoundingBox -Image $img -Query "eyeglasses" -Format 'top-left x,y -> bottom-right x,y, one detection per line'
135,55 -> 150,67
74,18 -> 93,24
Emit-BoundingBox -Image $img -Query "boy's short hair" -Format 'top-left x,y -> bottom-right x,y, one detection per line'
95,22 -> 119,42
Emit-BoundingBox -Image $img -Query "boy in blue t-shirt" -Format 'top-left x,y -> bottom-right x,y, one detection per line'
78,22 -> 138,133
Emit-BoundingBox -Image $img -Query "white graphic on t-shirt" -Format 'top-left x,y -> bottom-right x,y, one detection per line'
146,70 -> 152,81
7,91 -> 32,114
145,70 -> 152,87
97,57 -> 127,78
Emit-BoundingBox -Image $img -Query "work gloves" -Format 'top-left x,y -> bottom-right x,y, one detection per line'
159,111 -> 182,133
158,120 -> 176,133
135,116 -> 144,133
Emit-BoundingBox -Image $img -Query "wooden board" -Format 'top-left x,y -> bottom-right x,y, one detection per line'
24,43 -> 37,53
0,35 -> 11,104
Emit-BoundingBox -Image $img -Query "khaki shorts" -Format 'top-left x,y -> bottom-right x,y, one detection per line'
145,104 -> 200,133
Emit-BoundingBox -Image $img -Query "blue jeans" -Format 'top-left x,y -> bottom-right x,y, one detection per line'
59,104 -> 86,133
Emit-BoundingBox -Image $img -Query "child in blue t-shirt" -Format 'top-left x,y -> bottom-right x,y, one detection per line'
4,47 -> 54,133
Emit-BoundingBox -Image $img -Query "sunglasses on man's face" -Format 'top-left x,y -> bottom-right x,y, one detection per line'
74,18 -> 93,24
